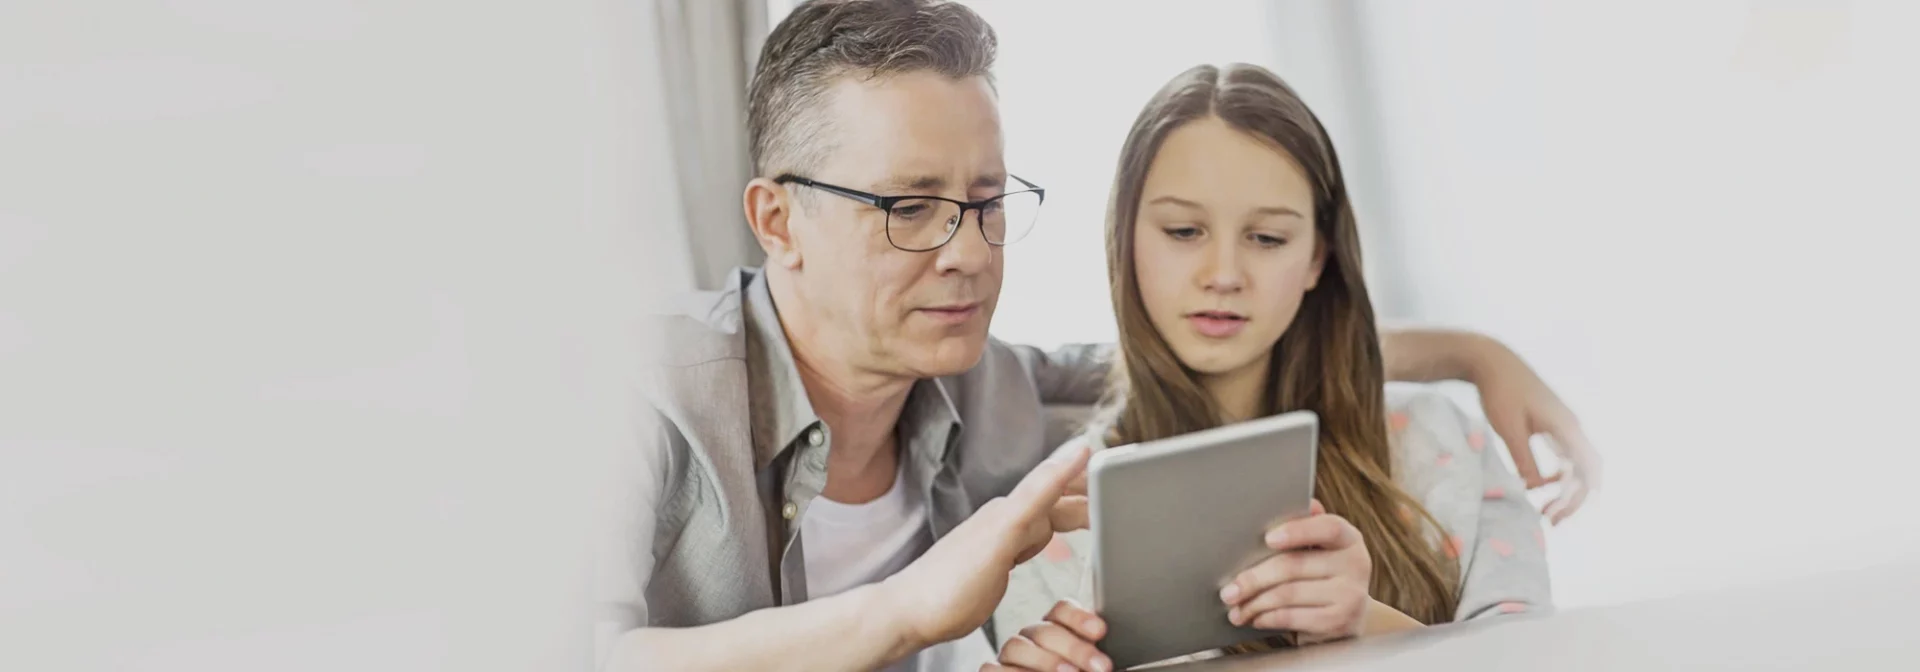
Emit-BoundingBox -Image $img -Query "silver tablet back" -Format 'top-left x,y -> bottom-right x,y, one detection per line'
1087,410 -> 1319,669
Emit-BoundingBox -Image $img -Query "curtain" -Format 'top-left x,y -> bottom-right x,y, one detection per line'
648,0 -> 769,290
1260,0 -> 1411,321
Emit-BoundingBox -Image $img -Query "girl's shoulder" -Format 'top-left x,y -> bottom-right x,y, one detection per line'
1381,383 -> 1513,537
1383,382 -> 1502,485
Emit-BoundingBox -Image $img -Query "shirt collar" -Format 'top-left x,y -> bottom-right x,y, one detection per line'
900,373 -> 964,470
744,268 -> 823,471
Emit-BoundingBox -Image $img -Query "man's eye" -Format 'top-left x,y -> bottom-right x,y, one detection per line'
891,203 -> 931,219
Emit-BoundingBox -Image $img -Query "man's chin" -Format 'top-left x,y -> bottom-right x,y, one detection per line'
900,337 -> 989,379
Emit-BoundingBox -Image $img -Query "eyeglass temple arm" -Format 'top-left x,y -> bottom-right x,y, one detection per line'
779,175 -> 885,207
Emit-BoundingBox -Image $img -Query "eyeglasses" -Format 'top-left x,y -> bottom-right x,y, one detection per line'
774,174 -> 1046,252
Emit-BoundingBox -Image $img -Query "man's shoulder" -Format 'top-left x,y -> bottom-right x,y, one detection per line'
636,276 -> 756,439
641,278 -> 750,370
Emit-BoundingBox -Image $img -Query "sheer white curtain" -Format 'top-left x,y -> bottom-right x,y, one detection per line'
644,0 -> 769,292
1259,1 -> 1411,320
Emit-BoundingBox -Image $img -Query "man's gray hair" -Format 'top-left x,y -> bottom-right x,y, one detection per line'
747,0 -> 997,178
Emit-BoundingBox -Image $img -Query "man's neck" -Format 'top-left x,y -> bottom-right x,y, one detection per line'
1202,355 -> 1272,425
771,273 -> 913,503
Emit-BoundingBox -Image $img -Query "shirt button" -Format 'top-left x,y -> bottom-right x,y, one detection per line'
782,501 -> 799,520
806,427 -> 825,447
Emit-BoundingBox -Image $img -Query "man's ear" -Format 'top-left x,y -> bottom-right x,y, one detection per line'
744,177 -> 802,270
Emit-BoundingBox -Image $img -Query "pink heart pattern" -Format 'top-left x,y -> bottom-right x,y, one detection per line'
1490,538 -> 1515,557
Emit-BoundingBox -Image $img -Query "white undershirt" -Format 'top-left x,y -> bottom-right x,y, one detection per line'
802,461 -> 996,672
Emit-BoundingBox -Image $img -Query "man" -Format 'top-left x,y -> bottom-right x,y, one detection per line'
600,1 -> 1597,670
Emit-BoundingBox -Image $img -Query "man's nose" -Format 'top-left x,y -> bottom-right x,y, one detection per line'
933,209 -> 992,275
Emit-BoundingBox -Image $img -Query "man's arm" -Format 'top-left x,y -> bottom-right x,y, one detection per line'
1377,326 -> 1601,524
604,438 -> 1096,672
1020,329 -> 1492,406
1015,330 -> 1599,521
598,385 -> 932,672
599,400 -> 923,672
1007,341 -> 1114,407
607,585 -> 919,672
1379,327 -> 1484,383
1018,330 -> 1500,405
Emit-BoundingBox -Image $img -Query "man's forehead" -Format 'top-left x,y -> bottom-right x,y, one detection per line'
823,69 -> 1000,116
817,71 -> 1005,190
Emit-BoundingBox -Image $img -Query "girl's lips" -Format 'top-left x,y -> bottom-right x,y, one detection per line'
1188,312 -> 1247,338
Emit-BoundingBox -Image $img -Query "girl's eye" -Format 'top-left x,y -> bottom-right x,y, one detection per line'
1251,233 -> 1286,247
1165,226 -> 1201,241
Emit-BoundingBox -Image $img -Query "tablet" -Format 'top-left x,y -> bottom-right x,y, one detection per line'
1087,410 -> 1320,669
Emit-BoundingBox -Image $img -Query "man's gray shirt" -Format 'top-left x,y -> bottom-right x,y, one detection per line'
598,266 -> 1109,644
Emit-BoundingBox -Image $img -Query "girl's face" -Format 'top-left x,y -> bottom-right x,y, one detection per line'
1132,115 -> 1326,382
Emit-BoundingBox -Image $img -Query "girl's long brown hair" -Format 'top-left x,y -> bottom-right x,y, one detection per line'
1099,63 -> 1459,626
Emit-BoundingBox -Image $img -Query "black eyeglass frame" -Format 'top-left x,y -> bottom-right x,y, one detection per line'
773,173 -> 1046,252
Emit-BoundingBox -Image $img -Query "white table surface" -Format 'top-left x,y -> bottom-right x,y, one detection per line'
1154,555 -> 1920,671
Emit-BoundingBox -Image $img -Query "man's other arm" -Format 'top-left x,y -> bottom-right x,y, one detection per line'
1379,327 -> 1486,383
1007,341 -> 1113,407
596,404 -> 923,672
1377,326 -> 1602,522
607,586 -> 922,672
1013,328 -> 1493,408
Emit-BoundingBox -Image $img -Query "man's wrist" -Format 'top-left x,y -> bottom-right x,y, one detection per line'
861,579 -> 926,662
1448,330 -> 1502,385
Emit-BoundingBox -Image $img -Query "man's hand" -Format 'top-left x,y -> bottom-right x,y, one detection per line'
1465,337 -> 1602,525
880,443 -> 1093,651
1048,438 -> 1092,532
1220,500 -> 1371,642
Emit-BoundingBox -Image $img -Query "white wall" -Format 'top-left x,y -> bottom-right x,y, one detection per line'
1355,0 -> 1920,607
1,1 -> 660,669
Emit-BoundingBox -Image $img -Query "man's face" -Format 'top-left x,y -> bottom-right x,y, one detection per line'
783,70 -> 1006,380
